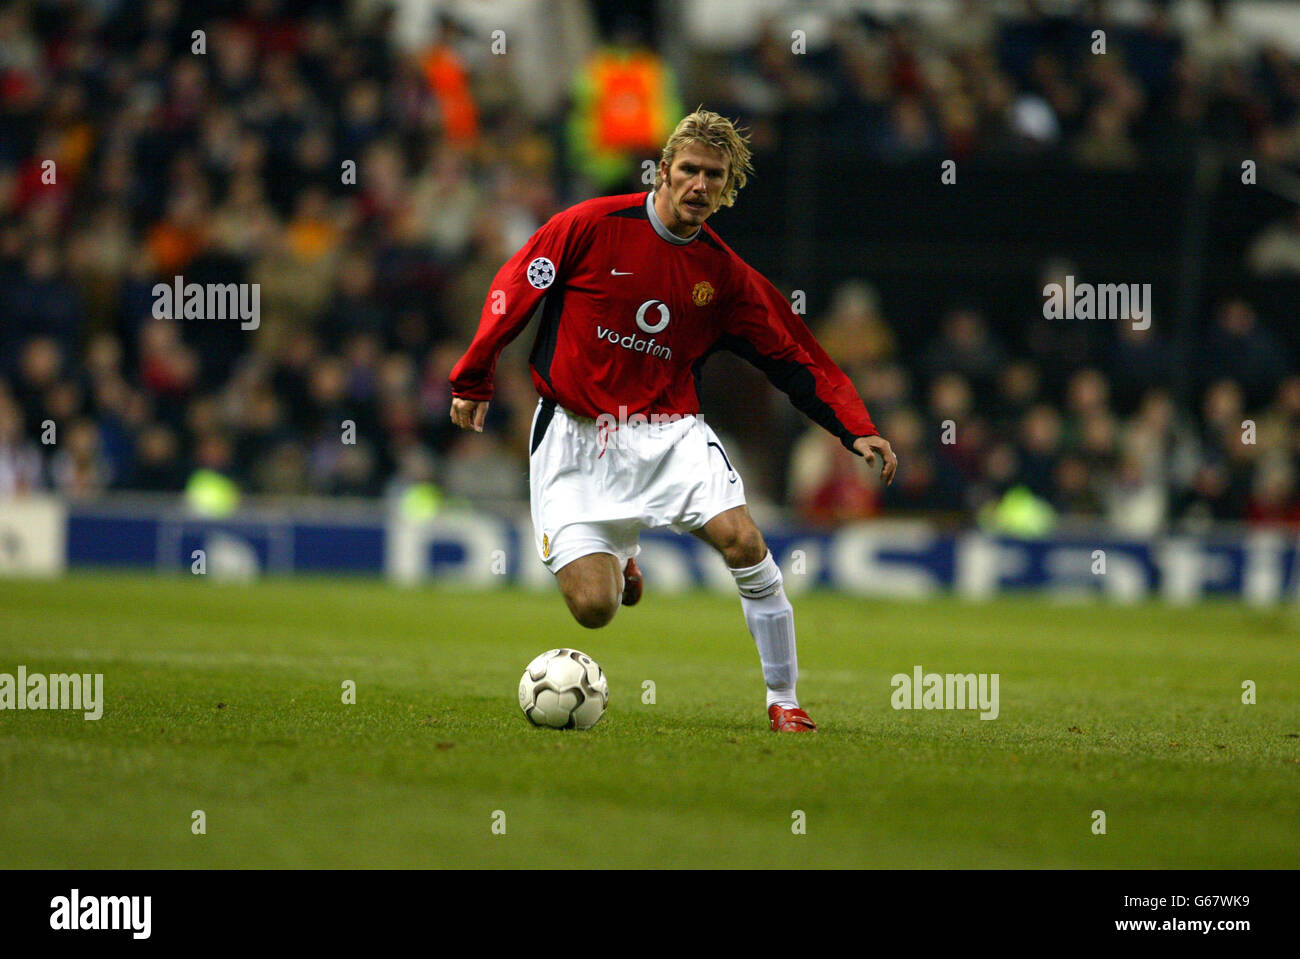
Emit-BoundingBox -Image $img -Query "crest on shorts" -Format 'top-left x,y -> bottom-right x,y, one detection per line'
527,257 -> 556,289
692,281 -> 715,307
542,534 -> 550,559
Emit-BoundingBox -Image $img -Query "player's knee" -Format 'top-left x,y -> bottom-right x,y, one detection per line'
722,523 -> 767,568
569,596 -> 618,629
564,583 -> 619,629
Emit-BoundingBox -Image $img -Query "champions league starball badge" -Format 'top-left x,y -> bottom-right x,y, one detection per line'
526,257 -> 556,289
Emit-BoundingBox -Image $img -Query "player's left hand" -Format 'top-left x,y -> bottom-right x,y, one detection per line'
853,434 -> 897,486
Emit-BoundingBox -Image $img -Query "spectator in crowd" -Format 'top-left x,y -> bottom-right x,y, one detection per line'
1246,207 -> 1300,276
814,280 -> 895,377
1197,299 -> 1286,407
789,426 -> 880,527
921,307 -> 1007,394
1106,312 -> 1176,412
0,393 -> 42,496
567,22 -> 680,191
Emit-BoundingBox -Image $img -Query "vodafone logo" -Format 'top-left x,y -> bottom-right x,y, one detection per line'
592,298 -> 673,361
595,323 -> 672,360
635,299 -> 670,334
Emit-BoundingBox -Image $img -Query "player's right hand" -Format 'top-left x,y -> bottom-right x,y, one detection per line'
450,397 -> 489,432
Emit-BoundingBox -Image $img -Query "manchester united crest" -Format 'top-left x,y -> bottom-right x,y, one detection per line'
692,281 -> 715,307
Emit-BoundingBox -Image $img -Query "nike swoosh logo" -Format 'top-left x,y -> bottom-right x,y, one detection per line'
610,269 -> 633,276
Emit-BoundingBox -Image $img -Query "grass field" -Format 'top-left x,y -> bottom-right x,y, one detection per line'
1,572 -> 1298,868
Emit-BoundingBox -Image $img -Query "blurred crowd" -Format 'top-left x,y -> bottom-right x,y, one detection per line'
702,0 -> 1300,168
1,0 -> 1298,532
793,281 -> 1300,532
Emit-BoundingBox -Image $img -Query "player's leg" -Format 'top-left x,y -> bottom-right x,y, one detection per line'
529,400 -> 640,627
554,552 -> 623,629
692,504 -> 816,731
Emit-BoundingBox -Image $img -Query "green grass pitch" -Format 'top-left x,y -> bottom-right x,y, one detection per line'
1,572 -> 1298,868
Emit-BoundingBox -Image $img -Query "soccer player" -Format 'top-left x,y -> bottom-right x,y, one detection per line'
449,109 -> 897,732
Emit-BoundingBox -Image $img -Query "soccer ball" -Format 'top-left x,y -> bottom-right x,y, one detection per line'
518,648 -> 609,729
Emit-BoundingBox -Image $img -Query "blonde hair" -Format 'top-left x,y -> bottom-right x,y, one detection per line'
655,108 -> 754,208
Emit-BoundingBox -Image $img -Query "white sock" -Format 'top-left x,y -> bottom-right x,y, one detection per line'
729,551 -> 798,709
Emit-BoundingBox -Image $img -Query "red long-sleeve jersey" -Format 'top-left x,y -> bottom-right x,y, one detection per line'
449,191 -> 877,451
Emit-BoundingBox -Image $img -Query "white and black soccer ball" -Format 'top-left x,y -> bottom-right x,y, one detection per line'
518,648 -> 609,729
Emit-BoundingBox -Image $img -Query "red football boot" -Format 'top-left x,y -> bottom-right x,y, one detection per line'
768,704 -> 817,732
621,557 -> 642,607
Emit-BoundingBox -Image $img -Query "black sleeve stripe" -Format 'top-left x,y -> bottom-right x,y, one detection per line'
690,339 -> 723,407
716,332 -> 862,453
528,288 -> 564,392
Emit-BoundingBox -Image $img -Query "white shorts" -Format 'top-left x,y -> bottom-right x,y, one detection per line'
528,399 -> 747,573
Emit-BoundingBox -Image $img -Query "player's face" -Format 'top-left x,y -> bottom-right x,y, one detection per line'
659,143 -> 728,235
